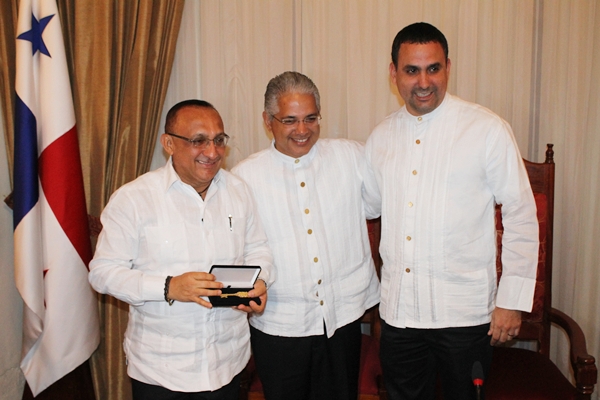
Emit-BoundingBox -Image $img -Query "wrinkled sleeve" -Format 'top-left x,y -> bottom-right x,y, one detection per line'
362,138 -> 382,219
486,120 -> 539,312
88,190 -> 164,307
240,181 -> 275,287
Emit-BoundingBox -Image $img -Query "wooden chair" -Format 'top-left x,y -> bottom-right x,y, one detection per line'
483,144 -> 597,399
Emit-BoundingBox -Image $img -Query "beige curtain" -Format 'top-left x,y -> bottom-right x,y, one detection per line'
59,3 -> 185,398
157,2 -> 600,398
1,1 -> 184,399
0,0 -> 16,182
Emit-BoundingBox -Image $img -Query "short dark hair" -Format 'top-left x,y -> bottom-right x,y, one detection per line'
391,22 -> 449,68
165,99 -> 215,133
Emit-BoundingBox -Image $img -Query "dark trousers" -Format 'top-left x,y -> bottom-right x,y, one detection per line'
380,320 -> 493,400
250,318 -> 362,400
131,373 -> 241,400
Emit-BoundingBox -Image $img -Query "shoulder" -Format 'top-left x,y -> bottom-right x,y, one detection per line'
231,148 -> 271,177
108,167 -> 163,202
317,138 -> 365,157
448,94 -> 508,128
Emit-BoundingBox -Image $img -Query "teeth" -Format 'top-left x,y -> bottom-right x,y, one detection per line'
416,92 -> 431,98
294,138 -> 308,143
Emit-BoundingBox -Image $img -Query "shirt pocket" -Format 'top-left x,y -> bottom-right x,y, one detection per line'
144,224 -> 188,269
212,217 -> 247,264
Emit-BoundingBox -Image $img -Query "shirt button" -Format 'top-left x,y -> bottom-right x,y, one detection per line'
314,257 -> 319,263
318,279 -> 322,284
406,236 -> 412,241
417,117 -> 423,122
305,209 -> 310,214
300,182 -> 305,187
416,139 -> 421,144
405,268 -> 411,273
320,300 -> 324,306
295,159 -> 300,164
408,202 -> 413,207
412,170 -> 417,175
307,229 -> 313,234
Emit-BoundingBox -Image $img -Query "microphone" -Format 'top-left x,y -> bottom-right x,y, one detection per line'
472,361 -> 484,400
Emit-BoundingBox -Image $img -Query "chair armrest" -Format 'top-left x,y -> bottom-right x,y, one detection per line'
549,307 -> 597,395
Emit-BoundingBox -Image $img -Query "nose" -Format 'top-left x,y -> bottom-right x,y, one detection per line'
202,140 -> 219,158
296,120 -> 310,134
417,71 -> 430,88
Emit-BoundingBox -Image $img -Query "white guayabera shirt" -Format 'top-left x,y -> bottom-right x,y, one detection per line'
89,161 -> 273,392
366,93 -> 539,330
233,138 -> 381,338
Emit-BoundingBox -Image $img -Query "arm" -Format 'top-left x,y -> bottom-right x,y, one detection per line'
233,182 -> 274,313
486,121 -> 539,339
89,188 -> 224,308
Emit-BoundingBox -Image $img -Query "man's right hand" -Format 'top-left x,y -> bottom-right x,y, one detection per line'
167,272 -> 223,308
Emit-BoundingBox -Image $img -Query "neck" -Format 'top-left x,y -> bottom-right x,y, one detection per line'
197,180 -> 212,198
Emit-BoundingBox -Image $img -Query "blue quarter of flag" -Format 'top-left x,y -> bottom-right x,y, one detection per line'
13,94 -> 38,229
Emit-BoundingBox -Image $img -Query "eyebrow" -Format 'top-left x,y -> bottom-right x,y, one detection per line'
281,112 -> 319,119
404,62 -> 443,71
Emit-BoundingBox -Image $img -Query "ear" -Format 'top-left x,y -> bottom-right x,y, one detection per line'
160,133 -> 175,156
389,62 -> 398,86
262,111 -> 273,131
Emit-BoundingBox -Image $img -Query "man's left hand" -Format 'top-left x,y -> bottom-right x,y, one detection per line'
235,279 -> 267,314
488,307 -> 521,345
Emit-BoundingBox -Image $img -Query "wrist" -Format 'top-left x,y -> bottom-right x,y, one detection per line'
257,278 -> 268,290
164,276 -> 175,305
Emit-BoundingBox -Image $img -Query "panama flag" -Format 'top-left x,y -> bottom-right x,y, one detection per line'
13,0 -> 99,395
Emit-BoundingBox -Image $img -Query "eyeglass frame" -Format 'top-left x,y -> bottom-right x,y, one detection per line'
165,132 -> 230,148
270,114 -> 322,127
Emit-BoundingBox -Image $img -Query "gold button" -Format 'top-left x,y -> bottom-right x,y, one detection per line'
295,159 -> 300,164
318,279 -> 322,284
320,300 -> 324,305
405,268 -> 411,273
406,236 -> 412,241
308,229 -> 313,234
416,139 -> 421,144
301,182 -> 305,187
417,117 -> 422,121
412,170 -> 417,175
314,257 -> 319,263
305,209 -> 310,214
408,202 -> 413,207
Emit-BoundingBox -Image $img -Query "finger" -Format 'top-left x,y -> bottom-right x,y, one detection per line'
191,296 -> 213,309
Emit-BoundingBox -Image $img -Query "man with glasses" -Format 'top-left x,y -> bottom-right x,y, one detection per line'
232,71 -> 380,400
89,100 -> 273,400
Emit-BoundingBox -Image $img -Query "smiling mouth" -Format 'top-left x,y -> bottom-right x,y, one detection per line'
415,91 -> 433,98
292,137 -> 309,144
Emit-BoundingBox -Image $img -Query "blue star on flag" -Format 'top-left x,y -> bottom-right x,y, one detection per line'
17,13 -> 55,57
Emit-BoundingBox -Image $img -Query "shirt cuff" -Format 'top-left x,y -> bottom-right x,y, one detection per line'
495,275 -> 536,312
144,274 -> 169,302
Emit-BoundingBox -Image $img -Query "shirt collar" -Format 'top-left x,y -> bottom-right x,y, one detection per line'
162,157 -> 223,193
401,92 -> 451,123
269,139 -> 319,165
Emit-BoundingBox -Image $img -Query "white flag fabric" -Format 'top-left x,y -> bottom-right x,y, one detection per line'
13,0 -> 100,395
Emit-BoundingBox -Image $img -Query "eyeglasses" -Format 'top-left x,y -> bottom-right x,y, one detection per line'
165,132 -> 229,149
270,114 -> 321,127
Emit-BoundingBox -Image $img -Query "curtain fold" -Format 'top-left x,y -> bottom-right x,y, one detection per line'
1,1 -> 184,399
0,0 -> 17,184
59,3 -> 185,398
